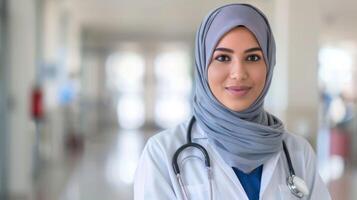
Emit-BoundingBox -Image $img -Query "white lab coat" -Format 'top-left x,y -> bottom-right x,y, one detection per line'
134,120 -> 331,200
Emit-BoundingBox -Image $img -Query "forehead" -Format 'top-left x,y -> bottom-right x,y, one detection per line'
216,26 -> 260,48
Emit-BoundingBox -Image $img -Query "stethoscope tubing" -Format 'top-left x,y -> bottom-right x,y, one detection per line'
172,116 -> 307,199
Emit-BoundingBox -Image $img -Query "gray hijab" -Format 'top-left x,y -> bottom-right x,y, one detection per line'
192,4 -> 285,173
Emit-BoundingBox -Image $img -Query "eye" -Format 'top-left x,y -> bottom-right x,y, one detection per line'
215,55 -> 231,62
246,54 -> 261,62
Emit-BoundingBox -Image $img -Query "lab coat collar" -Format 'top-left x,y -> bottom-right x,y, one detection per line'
190,119 -> 282,198
191,121 -> 208,140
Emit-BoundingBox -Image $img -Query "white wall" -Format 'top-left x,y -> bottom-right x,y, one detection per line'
268,0 -> 320,143
0,0 -> 8,196
7,0 -> 37,197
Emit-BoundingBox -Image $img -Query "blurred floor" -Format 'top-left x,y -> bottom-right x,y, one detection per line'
32,151 -> 79,200
30,128 -> 357,200
31,129 -> 153,200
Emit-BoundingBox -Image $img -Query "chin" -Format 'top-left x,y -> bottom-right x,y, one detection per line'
226,104 -> 249,112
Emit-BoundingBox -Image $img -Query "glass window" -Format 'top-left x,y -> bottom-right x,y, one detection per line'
106,51 -> 145,129
319,47 -> 353,95
154,43 -> 192,128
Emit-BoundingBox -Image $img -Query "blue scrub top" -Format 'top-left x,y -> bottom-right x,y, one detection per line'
232,165 -> 263,200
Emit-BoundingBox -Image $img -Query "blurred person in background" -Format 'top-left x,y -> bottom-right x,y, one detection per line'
134,3 -> 331,200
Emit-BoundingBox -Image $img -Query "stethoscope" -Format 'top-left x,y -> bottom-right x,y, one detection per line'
172,116 -> 310,200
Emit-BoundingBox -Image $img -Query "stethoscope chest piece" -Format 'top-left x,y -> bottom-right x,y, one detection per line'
287,175 -> 309,198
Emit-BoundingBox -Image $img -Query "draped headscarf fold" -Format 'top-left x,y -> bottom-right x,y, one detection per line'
192,3 -> 286,173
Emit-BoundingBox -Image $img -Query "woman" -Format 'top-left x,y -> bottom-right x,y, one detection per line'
134,3 -> 331,200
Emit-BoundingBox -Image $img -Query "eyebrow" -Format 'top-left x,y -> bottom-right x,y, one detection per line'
214,47 -> 262,53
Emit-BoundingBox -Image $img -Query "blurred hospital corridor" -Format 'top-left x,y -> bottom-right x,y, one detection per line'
1,0 -> 357,199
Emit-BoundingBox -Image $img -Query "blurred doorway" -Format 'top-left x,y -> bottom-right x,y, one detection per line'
104,41 -> 193,131
80,28 -> 194,135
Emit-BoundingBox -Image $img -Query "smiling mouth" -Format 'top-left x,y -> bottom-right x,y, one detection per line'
225,86 -> 252,96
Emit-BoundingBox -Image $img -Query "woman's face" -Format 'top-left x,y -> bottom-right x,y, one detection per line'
208,26 -> 267,112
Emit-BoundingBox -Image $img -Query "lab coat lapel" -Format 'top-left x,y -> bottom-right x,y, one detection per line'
192,126 -> 249,199
207,144 -> 250,200
259,151 -> 281,198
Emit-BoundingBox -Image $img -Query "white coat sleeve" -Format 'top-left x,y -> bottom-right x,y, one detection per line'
304,141 -> 331,200
134,137 -> 177,200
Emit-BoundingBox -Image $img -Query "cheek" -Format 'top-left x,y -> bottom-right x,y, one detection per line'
251,67 -> 267,92
207,65 -> 227,89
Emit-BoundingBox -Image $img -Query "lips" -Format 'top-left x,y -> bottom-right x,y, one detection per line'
225,85 -> 252,96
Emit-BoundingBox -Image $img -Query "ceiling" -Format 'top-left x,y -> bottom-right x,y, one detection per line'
61,0 -> 357,46
319,0 -> 357,43
68,0 -> 268,38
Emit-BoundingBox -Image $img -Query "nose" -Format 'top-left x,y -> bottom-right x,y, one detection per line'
229,60 -> 248,80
